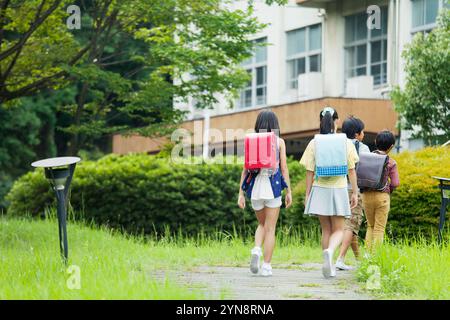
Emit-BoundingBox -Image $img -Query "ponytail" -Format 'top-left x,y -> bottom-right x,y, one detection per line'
319,106 -> 338,134
320,111 -> 334,134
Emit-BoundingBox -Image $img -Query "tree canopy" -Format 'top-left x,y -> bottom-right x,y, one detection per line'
0,0 -> 288,154
391,9 -> 450,144
0,0 -> 289,206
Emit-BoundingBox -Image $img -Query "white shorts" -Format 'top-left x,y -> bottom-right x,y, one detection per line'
251,196 -> 282,211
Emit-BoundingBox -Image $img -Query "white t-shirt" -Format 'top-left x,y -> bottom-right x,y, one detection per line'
251,169 -> 275,200
352,139 -> 370,154
251,137 -> 280,200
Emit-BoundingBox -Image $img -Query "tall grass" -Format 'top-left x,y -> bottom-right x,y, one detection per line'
357,236 -> 450,299
53,203 -> 323,247
139,223 -> 323,270
0,216 -> 205,299
5,210 -> 448,300
145,223 -> 322,247
0,215 -> 323,299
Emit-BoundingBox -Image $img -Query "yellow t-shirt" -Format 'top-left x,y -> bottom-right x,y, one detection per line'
299,138 -> 359,188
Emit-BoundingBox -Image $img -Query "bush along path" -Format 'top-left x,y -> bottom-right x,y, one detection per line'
154,264 -> 372,300
7,147 -> 450,239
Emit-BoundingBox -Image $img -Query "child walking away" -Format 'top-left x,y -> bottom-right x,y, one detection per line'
238,110 -> 292,276
336,116 -> 370,271
360,130 -> 399,251
300,107 -> 359,278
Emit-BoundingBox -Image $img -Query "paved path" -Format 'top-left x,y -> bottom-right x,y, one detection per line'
155,263 -> 372,300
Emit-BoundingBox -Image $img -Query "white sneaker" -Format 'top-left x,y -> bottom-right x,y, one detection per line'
250,247 -> 262,274
261,263 -> 272,277
335,259 -> 354,271
322,249 -> 333,278
330,266 -> 336,277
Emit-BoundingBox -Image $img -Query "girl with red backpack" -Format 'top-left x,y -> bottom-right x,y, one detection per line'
238,110 -> 292,276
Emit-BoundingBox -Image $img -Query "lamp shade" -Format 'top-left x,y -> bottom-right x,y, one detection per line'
45,168 -> 70,190
31,157 -> 81,168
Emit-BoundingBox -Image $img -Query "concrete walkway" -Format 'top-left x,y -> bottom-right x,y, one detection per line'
155,263 -> 372,300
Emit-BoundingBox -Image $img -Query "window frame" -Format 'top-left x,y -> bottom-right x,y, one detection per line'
411,0 -> 448,34
344,7 -> 388,88
238,37 -> 268,109
285,24 -> 322,90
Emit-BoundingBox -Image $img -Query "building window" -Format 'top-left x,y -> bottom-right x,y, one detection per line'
286,24 -> 322,89
411,0 -> 449,34
344,7 -> 388,87
238,38 -> 267,108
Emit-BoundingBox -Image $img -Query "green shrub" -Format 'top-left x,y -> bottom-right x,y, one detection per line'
283,177 -> 320,230
387,147 -> 450,238
6,154 -> 305,235
7,147 -> 448,238
289,146 -> 450,239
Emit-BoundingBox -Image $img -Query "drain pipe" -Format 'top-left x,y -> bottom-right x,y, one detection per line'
394,0 -> 402,153
395,0 -> 400,86
388,0 -> 404,152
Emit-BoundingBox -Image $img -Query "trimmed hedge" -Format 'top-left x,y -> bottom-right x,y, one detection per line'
6,155 -> 305,235
386,147 -> 450,238
288,146 -> 450,239
6,147 -> 449,238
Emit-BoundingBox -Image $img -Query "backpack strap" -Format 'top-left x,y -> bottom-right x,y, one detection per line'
354,140 -> 360,155
373,150 -> 390,191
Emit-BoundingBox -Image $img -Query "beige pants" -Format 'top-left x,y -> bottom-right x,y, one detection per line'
362,191 -> 390,251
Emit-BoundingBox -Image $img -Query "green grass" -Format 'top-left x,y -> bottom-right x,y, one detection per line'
284,293 -> 319,299
298,283 -> 321,288
0,216 -> 322,299
3,214 -> 447,300
0,217 -> 206,299
144,227 -> 323,270
357,238 -> 450,300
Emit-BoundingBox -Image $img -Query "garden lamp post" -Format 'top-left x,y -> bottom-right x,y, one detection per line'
31,157 -> 81,262
432,176 -> 450,244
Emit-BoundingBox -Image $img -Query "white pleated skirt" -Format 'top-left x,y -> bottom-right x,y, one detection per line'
304,186 -> 351,217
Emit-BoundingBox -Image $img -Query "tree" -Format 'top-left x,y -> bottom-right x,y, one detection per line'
0,0 -> 87,103
1,0 -> 288,154
391,9 -> 450,144
0,0 -> 289,204
0,102 -> 53,208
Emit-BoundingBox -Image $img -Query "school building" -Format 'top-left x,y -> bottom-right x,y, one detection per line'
112,0 -> 449,158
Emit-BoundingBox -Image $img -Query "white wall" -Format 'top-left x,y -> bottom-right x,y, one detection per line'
174,0 -> 321,119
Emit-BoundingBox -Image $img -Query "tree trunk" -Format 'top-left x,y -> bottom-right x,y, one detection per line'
68,82 -> 89,156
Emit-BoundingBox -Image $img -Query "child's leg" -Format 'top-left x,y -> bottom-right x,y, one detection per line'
318,216 -> 332,250
337,229 -> 353,260
322,216 -> 343,278
363,192 -> 375,251
250,208 -> 266,274
254,209 -> 266,248
350,194 -> 364,258
338,190 -> 356,261
329,216 -> 345,252
372,193 -> 390,248
262,206 -> 280,263
351,235 -> 360,259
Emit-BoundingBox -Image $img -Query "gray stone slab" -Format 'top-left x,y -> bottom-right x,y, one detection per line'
153,264 -> 372,300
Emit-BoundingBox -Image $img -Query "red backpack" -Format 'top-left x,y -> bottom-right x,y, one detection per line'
244,132 -> 278,171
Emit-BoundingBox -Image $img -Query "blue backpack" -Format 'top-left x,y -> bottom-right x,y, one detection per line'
314,133 -> 348,177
